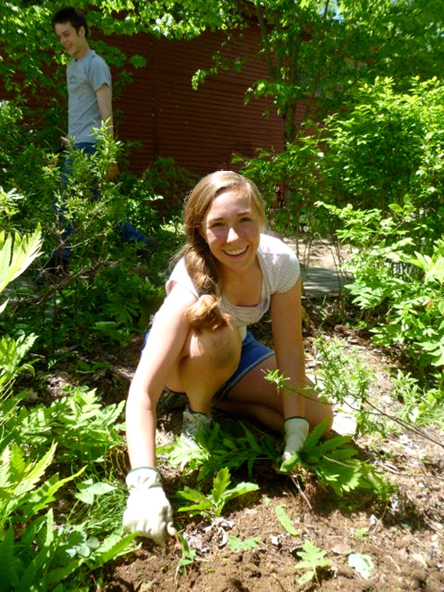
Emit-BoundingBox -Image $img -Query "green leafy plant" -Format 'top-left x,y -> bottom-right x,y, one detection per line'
227,535 -> 262,552
160,420 -> 279,481
310,336 -> 379,436
7,385 -> 125,465
294,539 -> 331,586
282,419 -> 389,498
0,232 -> 134,591
392,370 -> 444,429
176,467 -> 259,519
275,504 -> 299,536
317,78 -> 444,384
176,533 -> 198,578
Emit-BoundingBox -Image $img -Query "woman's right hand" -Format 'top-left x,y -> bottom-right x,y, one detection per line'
123,467 -> 176,544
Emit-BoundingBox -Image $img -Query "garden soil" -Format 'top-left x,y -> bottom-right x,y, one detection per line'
98,381 -> 444,592
49,240 -> 444,592
96,343 -> 443,590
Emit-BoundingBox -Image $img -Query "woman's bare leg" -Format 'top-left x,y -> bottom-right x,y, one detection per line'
213,355 -> 333,432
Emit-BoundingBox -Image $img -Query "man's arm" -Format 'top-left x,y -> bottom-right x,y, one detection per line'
96,83 -> 119,179
96,83 -> 114,136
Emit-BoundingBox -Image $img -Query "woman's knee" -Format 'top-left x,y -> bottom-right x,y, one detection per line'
189,323 -> 241,372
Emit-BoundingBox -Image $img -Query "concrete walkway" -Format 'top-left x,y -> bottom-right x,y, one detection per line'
285,237 -> 352,298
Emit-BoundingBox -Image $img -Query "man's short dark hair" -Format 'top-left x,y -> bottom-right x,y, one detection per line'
52,6 -> 89,37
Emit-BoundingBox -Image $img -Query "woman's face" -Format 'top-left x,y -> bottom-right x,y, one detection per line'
199,189 -> 261,274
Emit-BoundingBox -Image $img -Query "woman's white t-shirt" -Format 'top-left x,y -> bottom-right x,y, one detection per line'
165,234 -> 300,338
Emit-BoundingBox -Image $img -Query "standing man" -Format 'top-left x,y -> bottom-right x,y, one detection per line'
53,6 -> 115,158
48,6 -> 155,272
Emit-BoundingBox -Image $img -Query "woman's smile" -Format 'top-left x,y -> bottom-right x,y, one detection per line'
223,246 -> 249,257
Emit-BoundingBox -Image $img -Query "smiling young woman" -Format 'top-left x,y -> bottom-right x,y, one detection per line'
122,171 -> 333,545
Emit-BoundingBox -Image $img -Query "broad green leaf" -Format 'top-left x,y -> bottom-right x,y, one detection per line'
75,481 -> 116,505
275,505 -> 299,536
211,467 -> 231,504
0,227 -> 42,293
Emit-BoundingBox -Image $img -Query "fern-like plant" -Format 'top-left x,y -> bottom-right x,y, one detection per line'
281,420 -> 390,498
176,467 -> 259,519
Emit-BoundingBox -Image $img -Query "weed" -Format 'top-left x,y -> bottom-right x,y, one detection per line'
281,418 -> 390,498
227,535 -> 262,552
294,539 -> 331,585
160,420 -> 279,481
176,467 -> 259,519
175,533 -> 198,578
275,505 -> 299,536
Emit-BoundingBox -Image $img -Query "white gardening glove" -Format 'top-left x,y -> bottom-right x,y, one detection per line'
123,467 -> 176,544
282,417 -> 309,461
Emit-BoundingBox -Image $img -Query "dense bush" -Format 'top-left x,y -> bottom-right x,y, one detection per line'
234,133 -> 329,238
318,78 -> 444,380
0,101 -> 185,351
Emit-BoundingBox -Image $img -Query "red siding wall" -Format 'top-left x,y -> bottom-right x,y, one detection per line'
111,28 -> 287,176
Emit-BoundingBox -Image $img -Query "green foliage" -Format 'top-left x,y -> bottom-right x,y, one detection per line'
323,78 -> 428,211
235,133 -> 330,238
176,533 -> 198,577
176,467 -> 259,518
300,422 -> 385,497
4,385 -> 124,465
294,539 -> 331,586
0,227 -> 42,295
311,336 -> 379,435
280,419 -> 388,497
275,504 -> 299,536
139,156 -> 199,229
0,233 -> 133,591
392,370 -> 444,429
227,535 -> 262,552
0,121 -> 169,353
0,333 -> 38,391
322,78 -> 444,213
0,376 -> 132,590
322,201 -> 444,375
315,78 -> 444,380
0,388 -> 132,591
160,420 -> 279,481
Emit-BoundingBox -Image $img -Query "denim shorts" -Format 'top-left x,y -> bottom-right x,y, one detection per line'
142,329 -> 274,401
215,330 -> 274,400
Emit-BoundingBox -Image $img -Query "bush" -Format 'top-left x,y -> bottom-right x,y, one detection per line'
317,78 -> 444,379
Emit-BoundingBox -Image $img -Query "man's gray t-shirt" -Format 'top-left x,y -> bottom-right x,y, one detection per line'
67,50 -> 111,144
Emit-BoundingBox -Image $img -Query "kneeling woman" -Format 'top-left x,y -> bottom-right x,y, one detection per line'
123,171 -> 333,543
